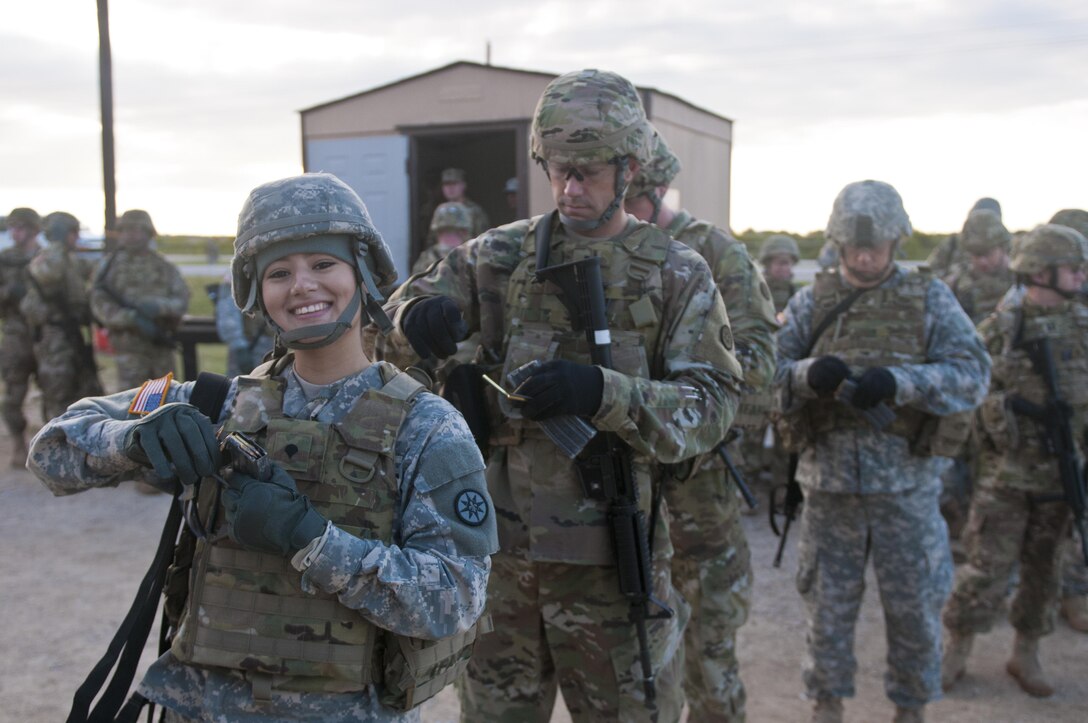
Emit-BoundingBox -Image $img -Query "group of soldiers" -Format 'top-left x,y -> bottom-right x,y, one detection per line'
15,66 -> 1088,723
0,207 -> 188,468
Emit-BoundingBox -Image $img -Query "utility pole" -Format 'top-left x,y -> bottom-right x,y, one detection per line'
97,0 -> 117,244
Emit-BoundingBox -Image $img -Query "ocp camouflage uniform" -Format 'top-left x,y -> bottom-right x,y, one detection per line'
20,240 -> 100,420
411,243 -> 451,276
91,247 -> 189,389
662,211 -> 777,722
767,276 -> 797,315
0,241 -> 40,438
776,264 -> 990,709
27,359 -> 496,722
374,213 -> 743,722
945,266 -> 1016,325
943,296 -> 1088,638
460,198 -> 490,239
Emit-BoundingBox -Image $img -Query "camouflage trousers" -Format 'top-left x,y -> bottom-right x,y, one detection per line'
113,331 -> 177,390
943,485 -> 1072,637
458,554 -> 688,723
666,461 -> 752,722
35,325 -> 101,421
1063,526 -> 1088,597
0,321 -> 36,435
797,483 -> 952,708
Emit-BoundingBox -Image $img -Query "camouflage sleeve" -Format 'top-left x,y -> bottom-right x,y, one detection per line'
773,285 -> 821,412
215,280 -> 248,351
89,261 -> 139,329
159,263 -> 191,319
299,394 -> 496,640
886,278 -> 991,415
24,381 -> 230,495
593,246 -> 743,464
27,248 -> 66,287
709,241 -> 778,390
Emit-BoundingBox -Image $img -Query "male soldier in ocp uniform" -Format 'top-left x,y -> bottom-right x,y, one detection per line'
91,210 -> 189,390
775,180 -> 991,723
759,234 -> 801,318
623,131 -> 777,722
926,197 -> 1002,279
0,207 -> 43,465
412,202 -> 475,276
942,223 -> 1088,698
438,168 -> 490,238
371,69 -> 743,722
20,212 -> 102,420
943,208 -> 1015,325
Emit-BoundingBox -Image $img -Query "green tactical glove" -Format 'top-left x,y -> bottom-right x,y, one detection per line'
123,403 -> 221,488
222,464 -> 328,557
133,313 -> 161,339
137,300 -> 162,320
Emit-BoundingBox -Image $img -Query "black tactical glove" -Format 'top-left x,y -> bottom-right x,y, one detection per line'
851,367 -> 897,410
123,403 -> 221,488
517,360 -> 604,420
807,355 -> 851,395
137,300 -> 163,320
222,464 -> 328,557
403,296 -> 468,360
133,314 -> 161,339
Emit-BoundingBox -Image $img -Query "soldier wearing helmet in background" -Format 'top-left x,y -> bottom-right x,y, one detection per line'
91,209 -> 190,391
943,208 -> 1014,324
20,212 -> 102,421
623,131 -> 776,722
927,197 -> 1003,278
412,201 -> 476,275
371,69 -> 743,722
942,223 -> 1088,699
26,172 -> 497,722
0,207 -> 43,465
439,168 -> 490,237
760,233 -> 801,317
774,180 -> 990,723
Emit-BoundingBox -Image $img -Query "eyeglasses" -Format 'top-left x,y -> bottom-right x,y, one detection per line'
545,162 -> 611,183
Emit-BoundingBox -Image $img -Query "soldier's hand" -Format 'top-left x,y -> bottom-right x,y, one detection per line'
403,296 -> 468,360
517,360 -> 603,420
123,403 -> 220,487
137,300 -> 162,319
807,355 -> 850,394
851,367 -> 897,409
133,314 -> 160,339
222,465 -> 327,557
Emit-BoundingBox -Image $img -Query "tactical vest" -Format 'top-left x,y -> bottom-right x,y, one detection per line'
766,277 -> 796,315
490,217 -> 670,561
949,266 -> 1015,324
778,268 -> 971,456
171,360 -> 487,709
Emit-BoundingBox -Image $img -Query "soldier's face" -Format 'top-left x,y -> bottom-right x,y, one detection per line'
548,160 -> 630,227
840,242 -> 894,287
436,229 -> 469,248
765,255 -> 795,281
8,222 -> 37,245
119,226 -> 151,249
969,247 -> 1007,275
623,193 -> 658,223
261,253 -> 359,339
442,181 -> 466,202
1052,263 -> 1087,293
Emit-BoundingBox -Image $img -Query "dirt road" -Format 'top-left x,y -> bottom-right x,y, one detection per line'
2,434 -> 1084,722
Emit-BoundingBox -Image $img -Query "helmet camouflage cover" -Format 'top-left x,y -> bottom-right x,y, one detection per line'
625,130 -> 681,199
960,208 -> 1010,255
1049,208 -> 1088,240
6,207 -> 41,229
826,180 -> 912,249
117,209 -> 157,237
759,234 -> 801,264
232,172 -> 397,311
43,211 -> 79,243
530,69 -> 655,168
1009,223 -> 1088,275
429,202 -> 474,234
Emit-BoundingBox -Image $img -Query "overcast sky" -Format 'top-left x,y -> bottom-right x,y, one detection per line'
3,1 -> 1086,237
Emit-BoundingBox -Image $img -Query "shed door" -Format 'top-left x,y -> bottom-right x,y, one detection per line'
304,135 -> 411,279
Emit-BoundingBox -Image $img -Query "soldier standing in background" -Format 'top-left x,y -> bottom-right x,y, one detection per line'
372,69 -> 743,722
943,208 -> 1015,324
0,207 -> 43,465
19,212 -> 102,421
623,132 -> 777,722
759,234 -> 801,319
412,202 -> 475,275
775,180 -> 990,723
91,210 -> 189,390
942,224 -> 1088,698
439,168 -> 490,237
926,197 -> 1002,278
214,269 -> 273,377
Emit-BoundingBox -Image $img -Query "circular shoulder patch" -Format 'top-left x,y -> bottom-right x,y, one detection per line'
455,489 -> 489,527
720,324 -> 735,350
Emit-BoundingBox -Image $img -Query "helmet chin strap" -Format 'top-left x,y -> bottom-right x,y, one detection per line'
1024,267 -> 1080,299
271,287 -> 363,350
557,157 -> 631,233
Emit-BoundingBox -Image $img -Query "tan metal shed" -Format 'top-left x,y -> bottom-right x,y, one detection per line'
300,61 -> 733,276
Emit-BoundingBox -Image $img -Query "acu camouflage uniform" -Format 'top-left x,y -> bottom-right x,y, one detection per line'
20,215 -> 102,420
27,359 -> 497,722
944,226 -> 1088,642
215,273 -> 273,377
775,181 -> 991,710
92,245 -> 189,389
0,235 -> 41,439
659,212 -> 776,721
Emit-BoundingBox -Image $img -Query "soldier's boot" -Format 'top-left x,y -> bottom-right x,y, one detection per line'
893,705 -> 925,723
1005,632 -> 1054,698
10,434 -> 28,468
810,696 -> 843,723
941,630 -> 973,690
1059,595 -> 1088,633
